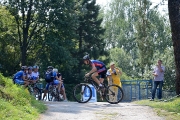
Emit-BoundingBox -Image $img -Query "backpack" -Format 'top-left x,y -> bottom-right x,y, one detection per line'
45,71 -> 54,83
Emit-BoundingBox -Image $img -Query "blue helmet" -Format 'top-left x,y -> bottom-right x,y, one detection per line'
33,65 -> 39,69
28,66 -> 33,70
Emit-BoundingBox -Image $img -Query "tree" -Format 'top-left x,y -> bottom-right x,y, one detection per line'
168,0 -> 180,95
0,6 -> 19,76
75,0 -> 106,74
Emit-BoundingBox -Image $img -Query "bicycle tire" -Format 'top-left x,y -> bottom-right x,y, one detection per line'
28,87 -> 41,100
48,85 -> 54,101
73,83 -> 92,103
104,84 -> 124,104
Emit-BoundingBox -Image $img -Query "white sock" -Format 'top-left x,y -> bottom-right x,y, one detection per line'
99,84 -> 102,87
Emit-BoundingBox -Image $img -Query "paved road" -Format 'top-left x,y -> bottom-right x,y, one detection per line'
39,101 -> 165,120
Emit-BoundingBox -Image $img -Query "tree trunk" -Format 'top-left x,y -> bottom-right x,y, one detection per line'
168,0 -> 180,95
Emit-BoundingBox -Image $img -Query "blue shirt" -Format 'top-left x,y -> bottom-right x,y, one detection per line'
13,70 -> 25,80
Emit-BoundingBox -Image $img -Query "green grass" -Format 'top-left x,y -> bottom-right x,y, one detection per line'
134,97 -> 180,120
0,73 -> 47,120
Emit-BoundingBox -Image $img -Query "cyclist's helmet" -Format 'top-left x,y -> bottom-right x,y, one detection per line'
53,68 -> 58,73
28,66 -> 33,70
21,66 -> 28,70
33,65 -> 39,69
47,66 -> 53,69
83,54 -> 90,60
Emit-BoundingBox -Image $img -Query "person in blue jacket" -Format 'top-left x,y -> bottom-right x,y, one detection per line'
13,66 -> 30,87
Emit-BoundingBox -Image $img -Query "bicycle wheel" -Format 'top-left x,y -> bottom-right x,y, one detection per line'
28,86 -> 41,100
104,84 -> 124,104
33,87 -> 41,100
48,85 -> 54,101
73,83 -> 92,103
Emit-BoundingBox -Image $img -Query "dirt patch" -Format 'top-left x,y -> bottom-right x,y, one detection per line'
39,102 -> 165,120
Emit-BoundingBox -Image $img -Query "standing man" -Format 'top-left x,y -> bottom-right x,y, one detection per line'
150,60 -> 165,101
106,62 -> 122,87
106,62 -> 122,102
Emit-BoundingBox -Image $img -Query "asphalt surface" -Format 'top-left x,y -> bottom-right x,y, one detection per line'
39,101 -> 165,120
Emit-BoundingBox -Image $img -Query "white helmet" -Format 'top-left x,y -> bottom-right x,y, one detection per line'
53,68 -> 58,73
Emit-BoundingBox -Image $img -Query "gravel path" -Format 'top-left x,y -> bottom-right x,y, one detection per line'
39,101 -> 165,120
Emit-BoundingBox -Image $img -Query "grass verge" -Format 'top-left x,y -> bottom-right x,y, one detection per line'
134,97 -> 180,120
0,73 -> 47,120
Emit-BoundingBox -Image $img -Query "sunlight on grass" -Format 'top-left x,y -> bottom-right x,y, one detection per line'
134,97 -> 180,120
0,73 -> 47,120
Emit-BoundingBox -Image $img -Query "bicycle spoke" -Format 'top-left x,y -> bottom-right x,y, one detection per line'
73,84 -> 92,103
104,85 -> 124,104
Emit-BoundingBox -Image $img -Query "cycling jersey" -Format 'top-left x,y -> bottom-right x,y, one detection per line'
13,70 -> 26,85
90,60 -> 107,78
32,71 -> 39,80
90,60 -> 106,70
13,70 -> 25,80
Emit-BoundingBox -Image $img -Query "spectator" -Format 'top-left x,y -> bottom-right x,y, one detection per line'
57,72 -> 68,101
106,62 -> 122,102
150,60 -> 165,101
32,65 -> 40,84
42,66 -> 61,100
106,62 -> 122,87
13,66 -> 30,87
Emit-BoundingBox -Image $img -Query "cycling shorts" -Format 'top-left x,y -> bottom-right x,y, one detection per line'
97,67 -> 107,78
45,80 -> 64,90
14,79 -> 24,85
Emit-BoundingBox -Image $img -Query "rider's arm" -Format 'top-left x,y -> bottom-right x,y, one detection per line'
56,75 -> 63,82
22,75 -> 28,81
88,63 -> 97,74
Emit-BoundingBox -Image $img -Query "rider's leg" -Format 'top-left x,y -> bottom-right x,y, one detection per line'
99,78 -> 104,84
61,87 -> 67,100
42,83 -> 49,100
91,72 -> 101,85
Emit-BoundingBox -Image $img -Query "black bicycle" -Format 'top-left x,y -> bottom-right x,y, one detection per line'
48,84 -> 61,101
73,76 -> 124,104
27,81 -> 41,100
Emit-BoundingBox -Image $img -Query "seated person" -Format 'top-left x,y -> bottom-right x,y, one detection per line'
57,72 -> 68,101
13,66 -> 30,87
31,65 -> 40,84
42,66 -> 61,100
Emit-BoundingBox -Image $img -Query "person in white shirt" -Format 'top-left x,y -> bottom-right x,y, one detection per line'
31,65 -> 40,84
150,60 -> 165,101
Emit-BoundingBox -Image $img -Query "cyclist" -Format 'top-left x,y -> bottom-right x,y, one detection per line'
83,54 -> 107,88
27,66 -> 33,80
52,68 -> 63,96
32,65 -> 40,84
57,72 -> 68,101
13,66 -> 30,87
42,66 -> 61,100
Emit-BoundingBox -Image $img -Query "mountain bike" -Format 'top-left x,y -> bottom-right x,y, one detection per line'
27,81 -> 41,100
73,76 -> 124,104
48,84 -> 62,101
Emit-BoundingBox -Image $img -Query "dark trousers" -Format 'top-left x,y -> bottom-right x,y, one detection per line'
151,81 -> 163,99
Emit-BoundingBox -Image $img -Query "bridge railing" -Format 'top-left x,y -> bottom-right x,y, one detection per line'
121,80 -> 152,102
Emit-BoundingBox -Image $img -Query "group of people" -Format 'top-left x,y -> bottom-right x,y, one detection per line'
83,54 -> 165,101
13,65 -> 40,87
12,54 -> 165,102
13,65 -> 68,101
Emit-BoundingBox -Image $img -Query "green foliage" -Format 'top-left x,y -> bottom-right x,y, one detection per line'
0,6 -> 19,76
0,73 -> 46,120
